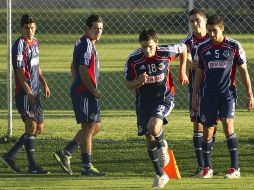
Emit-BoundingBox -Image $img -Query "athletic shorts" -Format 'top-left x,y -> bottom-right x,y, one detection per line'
71,91 -> 100,124
15,94 -> 44,123
136,100 -> 175,136
200,93 -> 236,127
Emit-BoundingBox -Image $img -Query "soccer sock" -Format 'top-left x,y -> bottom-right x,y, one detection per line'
23,133 -> 37,168
81,152 -> 92,169
202,138 -> 213,168
193,132 -> 204,168
6,133 -> 25,158
154,129 -> 165,149
226,133 -> 238,169
63,140 -> 78,155
147,147 -> 164,176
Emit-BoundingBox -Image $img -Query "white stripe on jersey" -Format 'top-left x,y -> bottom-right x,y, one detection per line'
17,38 -> 24,68
181,34 -> 193,43
84,38 -> 93,66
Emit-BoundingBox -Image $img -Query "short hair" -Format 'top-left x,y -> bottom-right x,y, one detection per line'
139,29 -> 158,43
85,14 -> 103,28
207,15 -> 224,27
188,8 -> 206,18
20,14 -> 36,27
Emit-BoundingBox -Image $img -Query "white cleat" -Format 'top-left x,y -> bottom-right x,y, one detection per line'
224,168 -> 240,179
152,173 -> 169,188
158,140 -> 170,167
202,167 -> 213,179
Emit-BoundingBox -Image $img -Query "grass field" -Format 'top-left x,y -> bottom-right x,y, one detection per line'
1,33 -> 254,189
0,110 -> 254,189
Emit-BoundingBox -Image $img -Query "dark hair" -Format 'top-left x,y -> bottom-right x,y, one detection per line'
207,15 -> 224,26
85,14 -> 103,28
139,29 -> 158,43
20,14 -> 36,27
188,8 -> 206,18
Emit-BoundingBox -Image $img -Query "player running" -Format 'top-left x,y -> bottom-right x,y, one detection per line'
124,29 -> 188,188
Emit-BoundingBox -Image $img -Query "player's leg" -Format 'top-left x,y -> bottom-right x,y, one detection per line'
146,134 -> 169,188
80,122 -> 105,176
199,96 -> 218,178
220,95 -> 240,178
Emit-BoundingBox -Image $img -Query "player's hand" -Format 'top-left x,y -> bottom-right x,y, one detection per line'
246,97 -> 254,111
43,84 -> 51,98
191,95 -> 199,112
178,73 -> 189,85
138,72 -> 148,86
92,89 -> 101,99
27,93 -> 36,104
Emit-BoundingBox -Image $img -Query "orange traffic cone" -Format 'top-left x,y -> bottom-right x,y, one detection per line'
163,149 -> 181,179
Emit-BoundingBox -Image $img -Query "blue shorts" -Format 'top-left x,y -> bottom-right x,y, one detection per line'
200,93 -> 236,127
15,94 -> 44,123
71,91 -> 100,124
136,100 -> 175,136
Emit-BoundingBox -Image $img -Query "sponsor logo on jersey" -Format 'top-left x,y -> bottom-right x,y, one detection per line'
158,63 -> 165,70
146,73 -> 165,83
140,65 -> 146,70
208,61 -> 226,68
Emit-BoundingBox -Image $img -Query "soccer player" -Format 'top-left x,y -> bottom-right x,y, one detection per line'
192,15 -> 254,179
124,29 -> 188,188
181,9 -> 217,177
0,14 -> 50,174
53,14 -> 105,176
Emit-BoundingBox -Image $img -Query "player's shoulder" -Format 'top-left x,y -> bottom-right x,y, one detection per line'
126,48 -> 143,63
224,37 -> 243,49
181,34 -> 193,44
196,38 -> 212,50
12,36 -> 25,51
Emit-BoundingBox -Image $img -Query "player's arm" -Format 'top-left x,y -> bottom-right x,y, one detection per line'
39,66 -> 50,98
16,68 -> 35,104
70,60 -> 76,78
79,64 -> 101,98
178,43 -> 189,85
191,63 -> 203,111
238,63 -> 254,110
124,72 -> 148,90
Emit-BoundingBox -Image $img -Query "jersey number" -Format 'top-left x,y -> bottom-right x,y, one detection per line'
148,63 -> 157,74
215,50 -> 220,58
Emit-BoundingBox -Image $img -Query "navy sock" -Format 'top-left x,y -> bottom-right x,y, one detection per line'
6,133 -> 25,158
202,138 -> 213,168
147,147 -> 164,176
24,133 -> 37,168
63,140 -> 78,155
154,129 -> 165,149
193,132 -> 204,168
81,153 -> 91,169
226,133 -> 238,169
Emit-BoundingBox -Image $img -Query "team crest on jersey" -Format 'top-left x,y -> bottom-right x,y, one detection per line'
158,63 -> 165,70
223,49 -> 233,57
17,54 -> 23,62
140,65 -> 146,70
84,52 -> 91,59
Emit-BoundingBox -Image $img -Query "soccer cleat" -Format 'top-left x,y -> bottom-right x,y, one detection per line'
0,154 -> 21,173
53,151 -> 73,175
152,173 -> 169,188
158,140 -> 170,167
28,164 -> 50,174
193,167 -> 203,178
202,167 -> 213,178
224,168 -> 240,179
81,165 -> 106,176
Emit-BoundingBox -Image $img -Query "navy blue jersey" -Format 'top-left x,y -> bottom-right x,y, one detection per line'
181,33 -> 209,84
194,37 -> 247,96
71,36 -> 99,94
125,44 -> 183,106
12,36 -> 40,96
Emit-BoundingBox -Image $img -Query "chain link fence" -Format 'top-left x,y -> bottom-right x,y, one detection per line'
0,0 -> 254,135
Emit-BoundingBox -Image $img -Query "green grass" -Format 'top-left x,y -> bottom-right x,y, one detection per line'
0,110 -> 254,189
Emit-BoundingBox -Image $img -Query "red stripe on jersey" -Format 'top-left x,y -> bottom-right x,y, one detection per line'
166,67 -> 175,96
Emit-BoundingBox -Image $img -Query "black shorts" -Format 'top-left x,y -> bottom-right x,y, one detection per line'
71,91 -> 100,124
136,100 -> 175,136
15,94 -> 44,123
